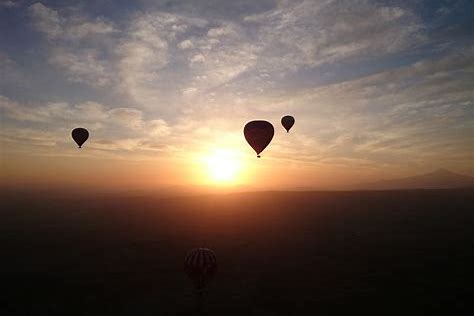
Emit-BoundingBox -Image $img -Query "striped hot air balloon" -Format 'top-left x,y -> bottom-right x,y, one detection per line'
184,248 -> 217,291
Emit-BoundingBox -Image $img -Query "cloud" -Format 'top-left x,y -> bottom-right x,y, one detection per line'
179,20 -> 260,94
0,126 -> 61,148
27,2 -> 63,39
91,11 -> 255,107
0,96 -> 104,124
48,48 -> 112,86
178,39 -> 193,50
181,87 -> 197,96
65,18 -> 116,39
0,52 -> 14,68
26,2 -> 117,87
207,25 -> 235,37
0,96 -> 170,133
0,0 -> 20,8
26,3 -> 261,104
146,119 -> 170,136
28,2 -> 116,40
250,1 -> 424,71
114,13 -> 173,106
0,95 -> 173,156
259,48 -> 474,168
189,53 -> 205,64
0,52 -> 25,85
109,108 -> 144,129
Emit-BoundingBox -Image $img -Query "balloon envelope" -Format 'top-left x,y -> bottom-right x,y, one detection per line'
281,115 -> 295,132
244,120 -> 274,158
71,128 -> 89,148
184,248 -> 217,291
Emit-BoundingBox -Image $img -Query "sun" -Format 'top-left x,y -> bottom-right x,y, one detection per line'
205,149 -> 241,184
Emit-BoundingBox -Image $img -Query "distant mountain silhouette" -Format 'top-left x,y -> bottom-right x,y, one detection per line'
354,169 -> 474,190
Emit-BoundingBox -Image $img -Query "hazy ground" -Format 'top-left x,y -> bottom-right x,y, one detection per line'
1,189 -> 473,315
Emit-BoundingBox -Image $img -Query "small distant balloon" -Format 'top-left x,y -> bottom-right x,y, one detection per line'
244,120 -> 274,158
185,248 -> 217,292
281,115 -> 295,133
71,128 -> 89,148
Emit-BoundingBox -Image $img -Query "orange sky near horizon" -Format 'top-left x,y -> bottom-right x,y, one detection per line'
2,144 -> 469,192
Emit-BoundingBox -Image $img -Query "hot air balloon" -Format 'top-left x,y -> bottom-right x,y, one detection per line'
244,120 -> 274,158
185,248 -> 217,292
71,128 -> 89,148
281,115 -> 295,133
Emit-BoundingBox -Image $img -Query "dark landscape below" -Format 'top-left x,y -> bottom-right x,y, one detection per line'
1,189 -> 473,315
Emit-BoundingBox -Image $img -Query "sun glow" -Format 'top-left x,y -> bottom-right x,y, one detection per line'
205,149 -> 241,184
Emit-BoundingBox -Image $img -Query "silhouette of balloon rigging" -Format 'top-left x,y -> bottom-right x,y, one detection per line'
281,115 -> 295,133
185,248 -> 217,292
71,128 -> 89,148
244,120 -> 274,158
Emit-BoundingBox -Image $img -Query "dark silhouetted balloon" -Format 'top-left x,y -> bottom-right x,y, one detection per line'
185,248 -> 217,292
281,115 -> 295,133
244,120 -> 274,158
71,128 -> 89,148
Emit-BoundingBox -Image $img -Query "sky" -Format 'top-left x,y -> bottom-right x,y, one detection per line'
0,0 -> 473,191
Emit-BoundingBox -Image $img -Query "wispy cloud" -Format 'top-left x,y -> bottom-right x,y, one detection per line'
244,0 -> 425,70
1,0 -> 21,8
0,95 -> 171,155
28,2 -> 117,40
